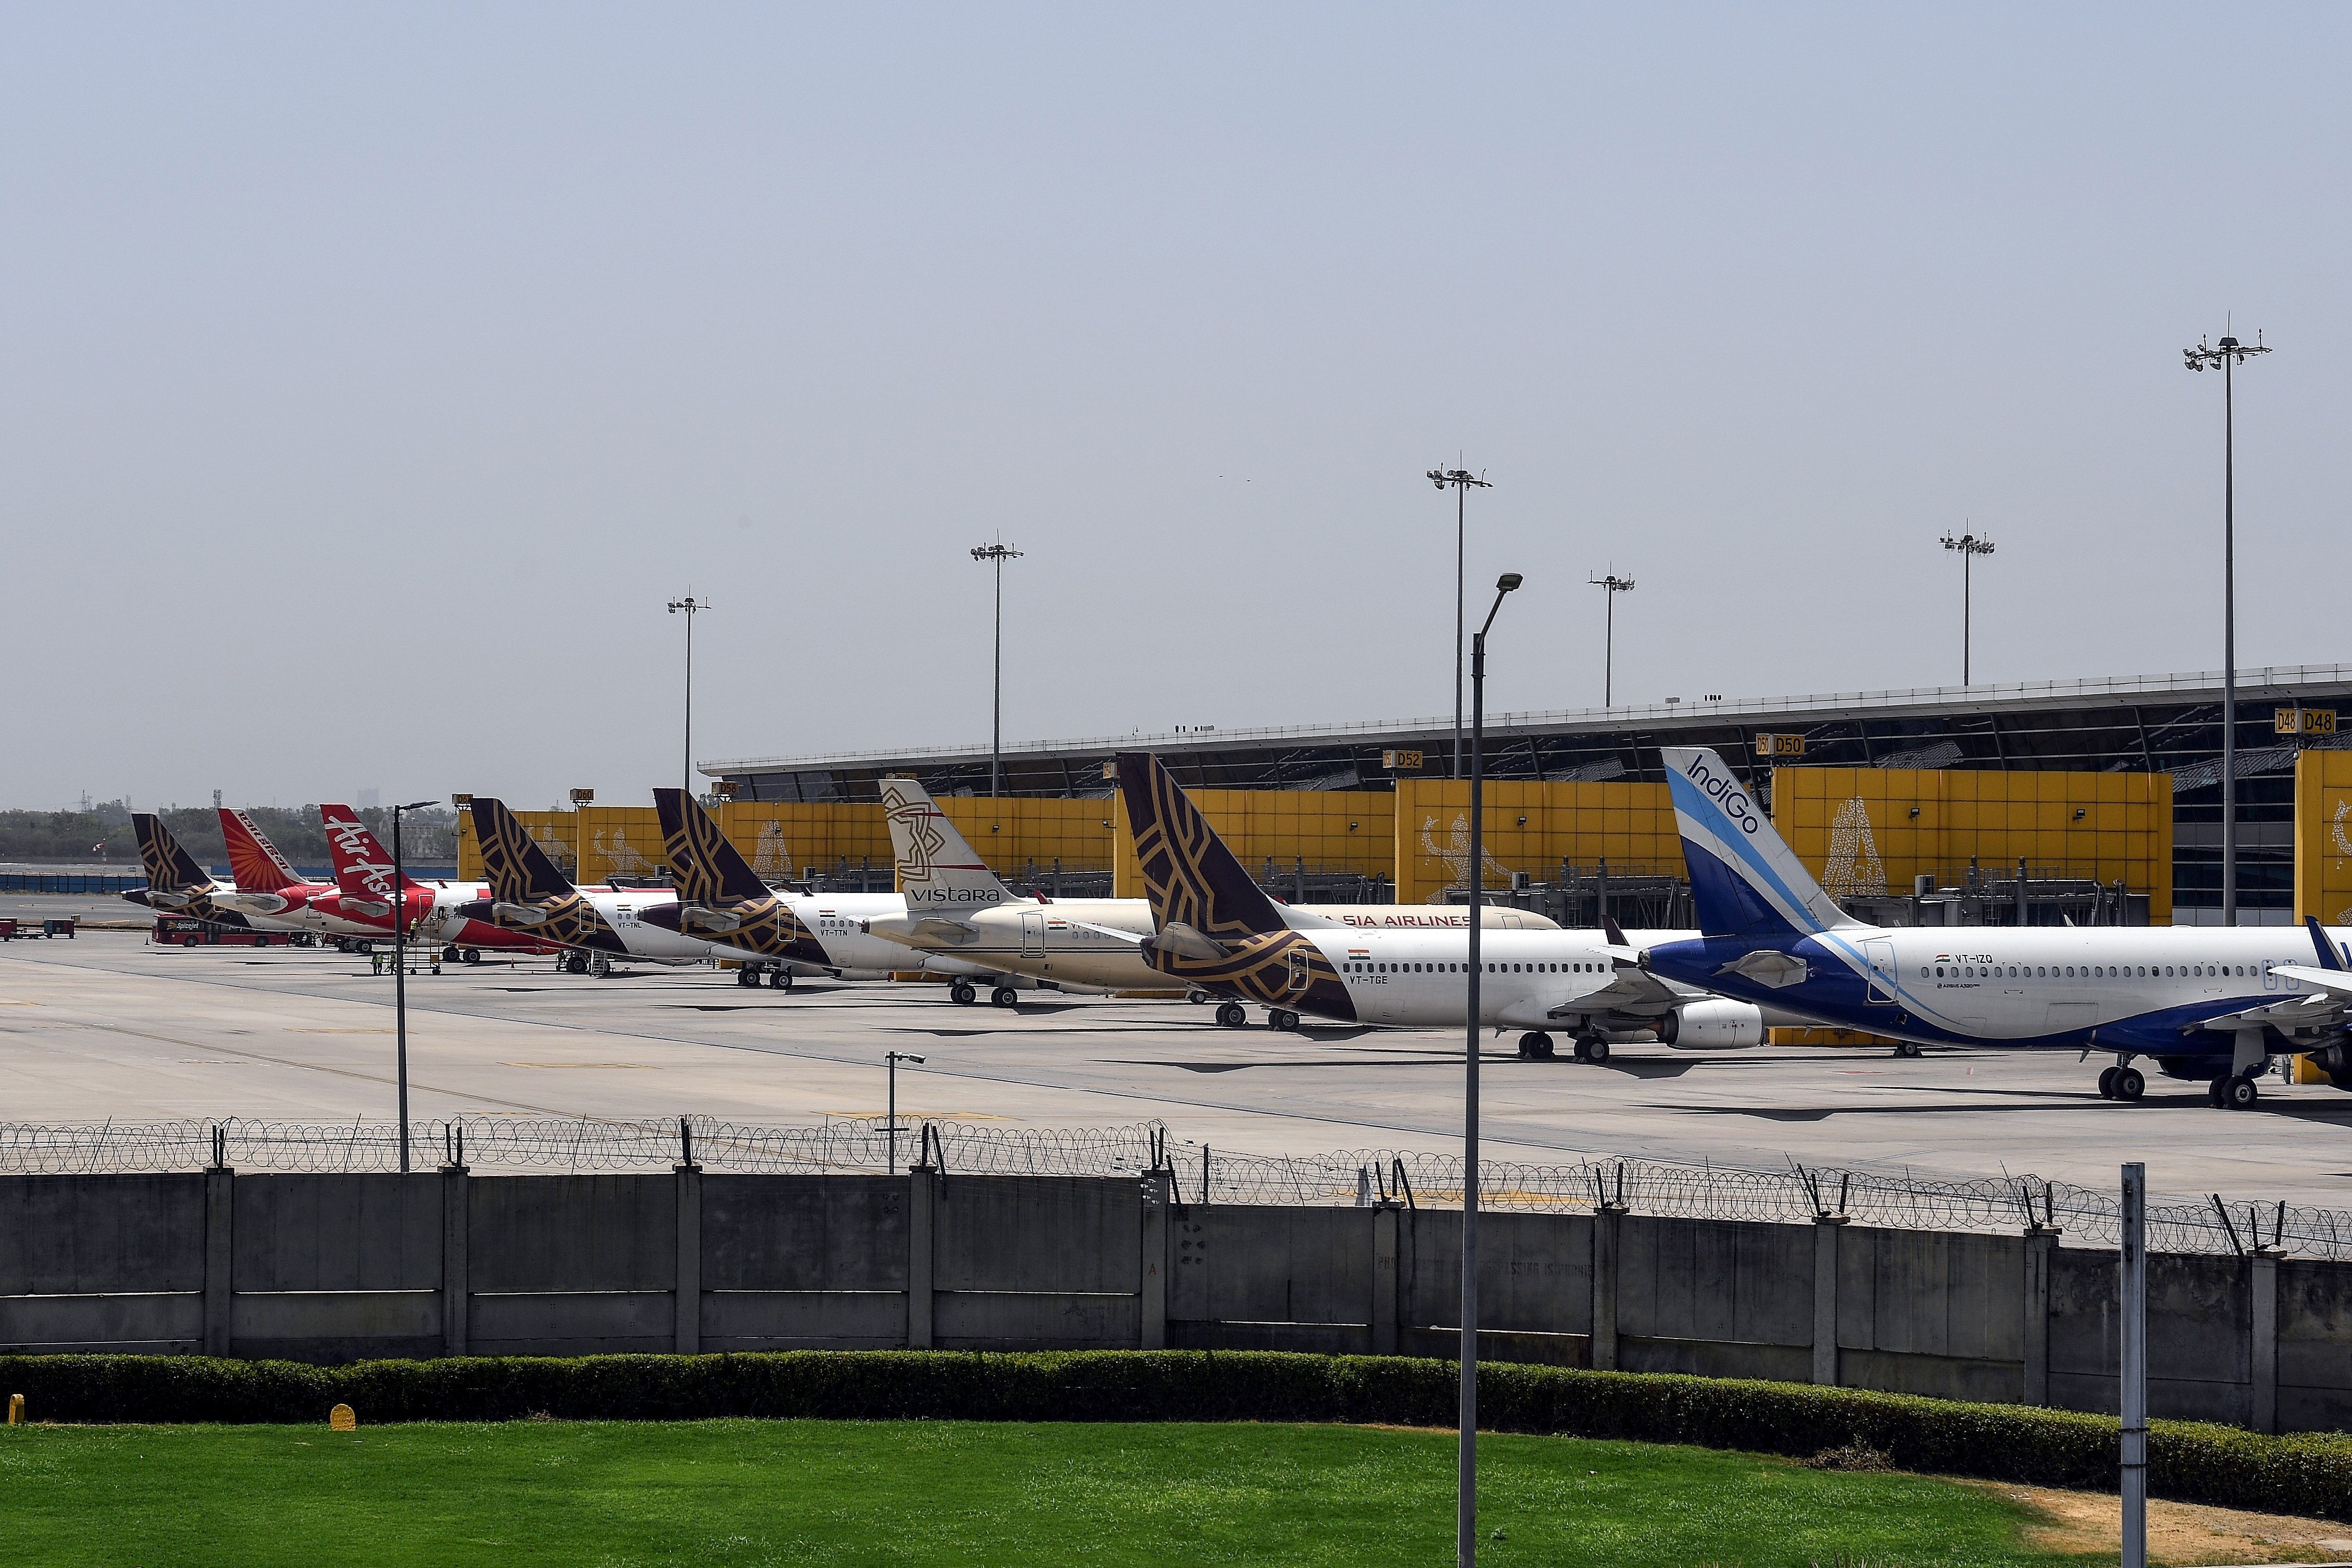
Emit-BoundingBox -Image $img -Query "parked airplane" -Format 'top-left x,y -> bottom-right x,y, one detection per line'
314,804 -> 557,961
858,777 -> 1560,1009
121,814 -> 265,932
1114,753 -> 1759,1049
204,808 -> 352,936
455,797 -> 712,975
641,788 -> 1025,997
1639,747 -> 2352,1107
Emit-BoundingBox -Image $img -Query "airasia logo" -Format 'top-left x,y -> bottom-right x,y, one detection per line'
327,818 -> 398,898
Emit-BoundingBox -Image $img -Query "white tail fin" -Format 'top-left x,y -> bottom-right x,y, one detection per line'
878,778 -> 1015,913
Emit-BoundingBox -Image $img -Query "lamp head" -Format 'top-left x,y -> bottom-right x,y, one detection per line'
1496,572 -> 1523,593
399,800 -> 434,812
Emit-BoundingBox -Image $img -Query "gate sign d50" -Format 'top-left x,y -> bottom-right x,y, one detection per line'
1753,733 -> 1807,758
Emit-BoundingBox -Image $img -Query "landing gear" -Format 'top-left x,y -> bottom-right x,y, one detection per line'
441,944 -> 459,963
2114,1067 -> 2144,1101
565,952 -> 588,975
588,953 -> 612,979
950,981 -> 978,1005
1216,1001 -> 1248,1029
1269,1008 -> 1301,1032
991,984 -> 1019,1008
2214,1074 -> 2261,1111
462,948 -> 481,965
736,966 -> 760,988
768,969 -> 792,991
1893,1041 -> 1925,1059
1187,990 -> 1213,1005
1572,1034 -> 1609,1065
2098,1065 -> 2119,1098
1517,1031 -> 1555,1060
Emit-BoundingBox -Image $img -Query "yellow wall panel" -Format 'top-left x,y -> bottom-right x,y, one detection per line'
1770,766 -> 2172,922
1391,779 -> 1684,906
1110,788 -> 1396,898
2293,751 -> 2352,925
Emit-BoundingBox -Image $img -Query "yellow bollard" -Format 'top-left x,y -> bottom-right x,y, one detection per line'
7,1393 -> 22,1425
328,1403 -> 357,1432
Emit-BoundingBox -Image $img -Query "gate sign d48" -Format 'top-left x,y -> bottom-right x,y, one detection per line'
2276,707 -> 2337,737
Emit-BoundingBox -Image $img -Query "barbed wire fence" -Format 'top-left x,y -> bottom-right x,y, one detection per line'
0,1116 -> 2341,1262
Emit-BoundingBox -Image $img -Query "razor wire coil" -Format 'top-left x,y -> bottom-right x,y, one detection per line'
0,1117 -> 2340,1260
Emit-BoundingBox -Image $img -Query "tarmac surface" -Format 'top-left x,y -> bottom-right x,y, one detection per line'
4,930 -> 2349,1209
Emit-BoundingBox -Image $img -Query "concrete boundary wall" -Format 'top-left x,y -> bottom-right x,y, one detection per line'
1,1170 -> 2346,1435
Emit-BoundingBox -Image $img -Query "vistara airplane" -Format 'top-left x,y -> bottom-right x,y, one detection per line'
1113,752 -> 1759,1051
858,776 -> 1562,1008
640,788 -> 1028,997
452,796 -> 712,976
1638,746 -> 2352,1109
122,814 -> 270,932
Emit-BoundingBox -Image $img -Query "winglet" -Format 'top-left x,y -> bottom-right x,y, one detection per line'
2309,915 -> 2344,971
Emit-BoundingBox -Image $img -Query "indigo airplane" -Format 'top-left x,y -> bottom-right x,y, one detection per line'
1641,747 -> 2352,1109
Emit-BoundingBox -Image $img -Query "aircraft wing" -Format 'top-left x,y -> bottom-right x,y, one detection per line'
2199,965 -> 2352,1034
1550,967 -> 1684,1018
1065,920 -> 1146,946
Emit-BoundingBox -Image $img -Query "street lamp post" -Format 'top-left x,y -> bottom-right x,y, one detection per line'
1939,533 -> 1995,685
885,1051 -> 925,1172
667,594 -> 709,799
1460,570 -> 1522,1567
970,543 -> 1024,797
1589,573 -> 1635,706
1428,468 -> 1493,779
2184,328 -> 2273,927
389,799 -> 436,1173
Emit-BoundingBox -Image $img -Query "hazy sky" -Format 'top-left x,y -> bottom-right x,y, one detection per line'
5,5 -> 2346,810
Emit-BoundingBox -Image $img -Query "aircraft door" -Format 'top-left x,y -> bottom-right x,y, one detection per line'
1862,939 -> 1898,1004
1020,911 -> 1046,958
1285,944 -> 1312,993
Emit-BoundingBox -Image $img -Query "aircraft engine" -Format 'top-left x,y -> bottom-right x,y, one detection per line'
1659,999 -> 1765,1049
2306,1041 -> 2352,1091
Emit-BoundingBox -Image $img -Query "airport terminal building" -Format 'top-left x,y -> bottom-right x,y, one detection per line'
707,664 -> 2352,925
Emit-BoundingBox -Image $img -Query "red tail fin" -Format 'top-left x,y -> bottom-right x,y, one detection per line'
318,804 -> 410,901
219,808 -> 303,892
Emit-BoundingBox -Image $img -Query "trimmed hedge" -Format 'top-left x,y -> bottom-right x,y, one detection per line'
2,1349 -> 2347,1521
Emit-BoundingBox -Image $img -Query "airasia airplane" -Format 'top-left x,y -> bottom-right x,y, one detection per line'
208,807 -> 364,938
315,803 -> 559,962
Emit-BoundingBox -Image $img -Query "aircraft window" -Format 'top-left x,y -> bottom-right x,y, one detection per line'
1919,967 -> 1928,978
2009,966 -> 2019,978
2093,966 -> 2103,978
2163,965 -> 2173,977
1934,966 -> 1943,978
2064,966 -> 2074,978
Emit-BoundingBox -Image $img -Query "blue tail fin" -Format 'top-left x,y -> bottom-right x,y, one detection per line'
1660,748 -> 1863,940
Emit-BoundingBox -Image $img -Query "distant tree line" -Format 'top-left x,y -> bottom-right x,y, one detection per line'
0,804 -> 458,866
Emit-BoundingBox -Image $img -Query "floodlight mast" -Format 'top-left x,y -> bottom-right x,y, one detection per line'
1458,570 -> 1522,1566
1588,574 -> 1635,706
667,593 -> 708,799
1938,534 -> 1995,685
970,543 -> 1024,798
389,799 -> 436,1173
1428,467 -> 1493,780
2183,327 -> 2273,926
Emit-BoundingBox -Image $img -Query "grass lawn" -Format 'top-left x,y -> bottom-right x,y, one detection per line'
0,1418 -> 2094,1567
